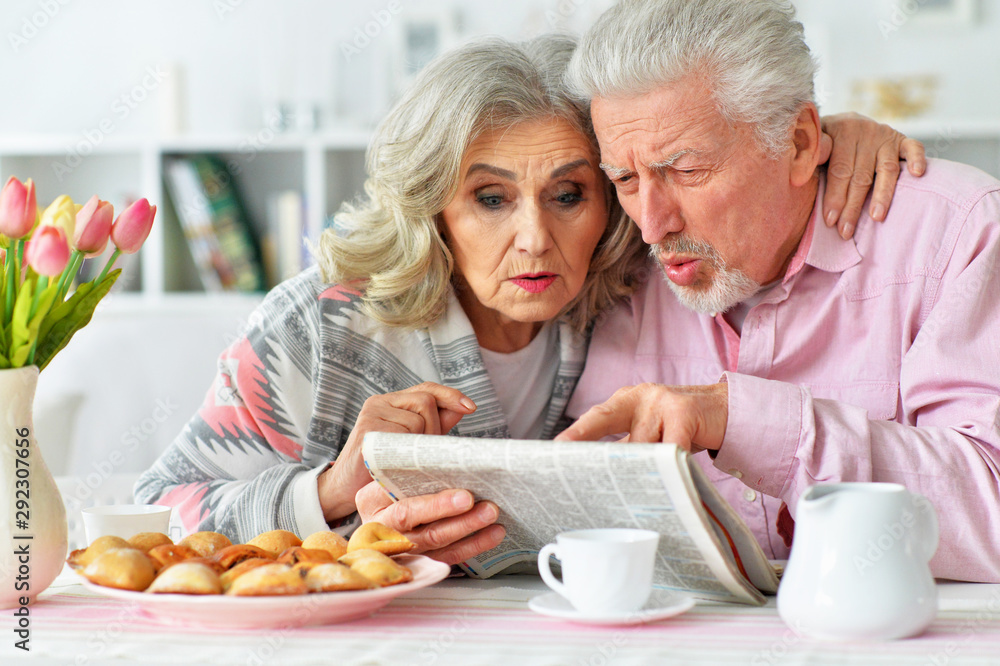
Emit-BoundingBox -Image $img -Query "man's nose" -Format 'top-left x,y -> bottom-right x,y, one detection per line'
514,201 -> 554,255
636,181 -> 683,245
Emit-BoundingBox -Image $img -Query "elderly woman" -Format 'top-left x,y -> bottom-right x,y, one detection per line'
135,34 -> 924,564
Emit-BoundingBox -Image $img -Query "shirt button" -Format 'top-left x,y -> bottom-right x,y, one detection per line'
743,488 -> 757,502
728,469 -> 743,479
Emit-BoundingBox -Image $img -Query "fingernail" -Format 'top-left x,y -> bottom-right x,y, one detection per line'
477,503 -> 499,522
915,163 -> 926,176
460,397 -> 476,411
871,203 -> 885,220
825,209 -> 838,226
452,491 -> 473,511
840,223 -> 853,239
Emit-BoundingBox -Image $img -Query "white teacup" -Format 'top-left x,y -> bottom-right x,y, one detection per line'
537,528 -> 659,614
82,504 -> 172,543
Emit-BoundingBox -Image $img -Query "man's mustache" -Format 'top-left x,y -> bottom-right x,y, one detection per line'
650,235 -> 723,264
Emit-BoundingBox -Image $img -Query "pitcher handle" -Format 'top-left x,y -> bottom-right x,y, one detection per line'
912,492 -> 939,561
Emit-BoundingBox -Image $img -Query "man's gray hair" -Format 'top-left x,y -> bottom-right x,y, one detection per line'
567,0 -> 817,157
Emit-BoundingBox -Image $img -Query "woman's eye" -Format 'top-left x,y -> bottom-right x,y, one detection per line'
555,190 -> 583,205
476,193 -> 505,208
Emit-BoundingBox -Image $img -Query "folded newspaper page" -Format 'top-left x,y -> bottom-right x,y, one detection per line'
362,433 -> 778,605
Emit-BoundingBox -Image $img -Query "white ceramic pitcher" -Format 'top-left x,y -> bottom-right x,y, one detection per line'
777,482 -> 938,641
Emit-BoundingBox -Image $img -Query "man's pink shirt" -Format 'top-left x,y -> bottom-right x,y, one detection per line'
568,159 -> 1000,582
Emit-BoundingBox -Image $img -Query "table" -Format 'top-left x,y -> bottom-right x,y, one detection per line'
5,569 -> 1000,666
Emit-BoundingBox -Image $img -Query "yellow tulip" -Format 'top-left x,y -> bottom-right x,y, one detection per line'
38,194 -> 76,241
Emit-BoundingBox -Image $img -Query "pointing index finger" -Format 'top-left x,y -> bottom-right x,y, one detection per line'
555,389 -> 638,442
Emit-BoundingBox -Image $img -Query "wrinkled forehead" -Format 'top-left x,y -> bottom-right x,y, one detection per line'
590,84 -> 737,163
460,117 -> 601,169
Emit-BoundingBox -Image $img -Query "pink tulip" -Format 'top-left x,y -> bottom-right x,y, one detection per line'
0,176 -> 37,239
110,198 -> 156,254
25,225 -> 71,277
74,195 -> 114,256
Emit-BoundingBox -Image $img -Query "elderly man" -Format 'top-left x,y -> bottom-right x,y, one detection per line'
558,0 -> 1000,583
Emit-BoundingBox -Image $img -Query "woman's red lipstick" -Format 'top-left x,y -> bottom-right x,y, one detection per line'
511,273 -> 557,293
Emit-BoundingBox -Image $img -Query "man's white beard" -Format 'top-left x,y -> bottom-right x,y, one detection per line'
651,237 -> 761,315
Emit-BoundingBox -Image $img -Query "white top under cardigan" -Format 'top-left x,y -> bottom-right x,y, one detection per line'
480,322 -> 560,440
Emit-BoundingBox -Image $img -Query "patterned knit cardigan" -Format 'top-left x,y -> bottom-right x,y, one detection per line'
134,267 -> 588,543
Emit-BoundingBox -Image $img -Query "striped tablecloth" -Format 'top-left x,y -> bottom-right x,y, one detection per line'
4,571 -> 1000,666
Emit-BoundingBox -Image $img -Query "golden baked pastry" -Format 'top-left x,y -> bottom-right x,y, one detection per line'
146,562 -> 223,595
181,557 -> 226,575
219,558 -> 273,592
347,522 -> 416,556
82,548 -> 156,591
67,535 -> 133,570
301,531 -> 349,559
128,532 -> 173,553
246,530 -> 302,557
303,563 -> 375,593
212,544 -> 275,570
178,531 -> 233,557
146,544 -> 201,573
226,563 -> 308,596
276,547 -> 337,566
338,549 -> 413,587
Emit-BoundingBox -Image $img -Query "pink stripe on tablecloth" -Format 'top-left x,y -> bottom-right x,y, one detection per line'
25,585 -> 1000,662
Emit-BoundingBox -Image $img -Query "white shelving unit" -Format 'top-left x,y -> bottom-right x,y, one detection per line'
0,128 -> 372,305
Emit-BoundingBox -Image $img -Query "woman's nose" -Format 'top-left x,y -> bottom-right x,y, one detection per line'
513,202 -> 554,255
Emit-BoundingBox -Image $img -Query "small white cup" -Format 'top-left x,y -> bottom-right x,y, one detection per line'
538,528 -> 659,614
82,505 -> 172,543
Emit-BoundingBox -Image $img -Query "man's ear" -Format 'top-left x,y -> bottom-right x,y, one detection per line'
790,103 -> 822,188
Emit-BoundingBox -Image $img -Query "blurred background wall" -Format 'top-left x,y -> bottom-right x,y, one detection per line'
2,0 -> 996,136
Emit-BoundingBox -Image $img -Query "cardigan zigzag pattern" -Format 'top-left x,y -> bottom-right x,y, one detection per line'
134,267 -> 588,543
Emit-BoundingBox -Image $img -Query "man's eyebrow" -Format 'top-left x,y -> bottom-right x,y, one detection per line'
649,149 -> 699,169
550,159 -> 591,179
466,163 -> 517,180
599,149 -> 699,178
599,163 -> 633,179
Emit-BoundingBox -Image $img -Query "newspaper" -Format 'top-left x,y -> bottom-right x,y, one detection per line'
362,432 -> 779,605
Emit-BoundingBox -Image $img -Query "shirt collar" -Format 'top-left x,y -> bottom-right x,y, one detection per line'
782,174 -> 862,284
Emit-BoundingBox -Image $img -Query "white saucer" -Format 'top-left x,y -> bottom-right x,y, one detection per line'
528,591 -> 695,626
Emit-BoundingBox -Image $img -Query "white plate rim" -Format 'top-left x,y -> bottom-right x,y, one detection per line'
527,591 -> 696,625
78,554 -> 450,627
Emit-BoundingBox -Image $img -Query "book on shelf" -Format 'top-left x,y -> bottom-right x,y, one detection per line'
261,190 -> 306,287
362,433 -> 780,606
163,155 -> 266,292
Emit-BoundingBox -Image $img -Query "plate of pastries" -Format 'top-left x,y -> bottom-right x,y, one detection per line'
66,522 -> 451,628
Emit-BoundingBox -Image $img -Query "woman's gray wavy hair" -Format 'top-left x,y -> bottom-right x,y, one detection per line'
567,0 -> 816,158
317,34 -> 649,332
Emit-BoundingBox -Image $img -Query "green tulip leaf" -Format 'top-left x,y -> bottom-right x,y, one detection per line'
33,270 -> 121,371
9,279 -> 59,367
8,279 -> 36,365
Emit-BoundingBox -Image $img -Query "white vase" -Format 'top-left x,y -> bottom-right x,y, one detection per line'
0,365 -> 68,609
